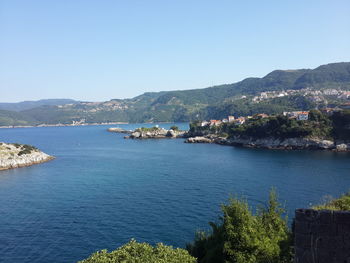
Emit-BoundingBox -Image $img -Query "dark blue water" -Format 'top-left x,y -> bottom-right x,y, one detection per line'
0,123 -> 349,263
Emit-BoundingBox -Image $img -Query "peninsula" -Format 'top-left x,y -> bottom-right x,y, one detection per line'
185,109 -> 350,152
0,143 -> 54,170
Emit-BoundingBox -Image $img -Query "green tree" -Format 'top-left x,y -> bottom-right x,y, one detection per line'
78,239 -> 196,263
187,189 -> 292,263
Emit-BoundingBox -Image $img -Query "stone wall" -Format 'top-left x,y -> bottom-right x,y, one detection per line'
294,208 -> 350,263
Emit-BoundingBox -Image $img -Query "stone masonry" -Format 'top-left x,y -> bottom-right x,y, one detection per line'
294,209 -> 350,263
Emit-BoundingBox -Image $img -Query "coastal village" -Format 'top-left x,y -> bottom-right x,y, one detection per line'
251,88 -> 350,103
199,107 -> 346,128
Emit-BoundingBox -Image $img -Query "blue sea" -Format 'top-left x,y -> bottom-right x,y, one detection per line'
0,123 -> 349,263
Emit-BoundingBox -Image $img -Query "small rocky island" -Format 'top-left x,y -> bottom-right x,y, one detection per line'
0,143 -> 54,171
108,126 -> 187,139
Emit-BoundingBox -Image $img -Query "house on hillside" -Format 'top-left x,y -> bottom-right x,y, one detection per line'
210,120 -> 222,126
234,117 -> 246,125
254,113 -> 269,119
228,116 -> 235,122
283,111 -> 309,121
297,112 -> 309,121
200,121 -> 210,127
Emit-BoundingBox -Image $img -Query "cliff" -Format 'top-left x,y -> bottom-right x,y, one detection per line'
0,143 -> 54,170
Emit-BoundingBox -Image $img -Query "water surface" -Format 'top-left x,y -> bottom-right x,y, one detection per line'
0,123 -> 349,263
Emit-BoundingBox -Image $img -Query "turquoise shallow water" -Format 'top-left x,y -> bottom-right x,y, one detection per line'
0,123 -> 349,263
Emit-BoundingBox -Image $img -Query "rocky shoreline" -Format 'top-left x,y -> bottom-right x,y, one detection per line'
0,143 -> 54,171
108,126 -> 349,152
185,135 -> 350,152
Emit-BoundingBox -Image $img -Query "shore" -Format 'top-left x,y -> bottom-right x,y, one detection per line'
185,135 -> 350,152
0,122 -> 129,129
0,143 -> 54,171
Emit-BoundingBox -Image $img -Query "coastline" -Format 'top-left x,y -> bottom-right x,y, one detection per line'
0,156 -> 55,171
185,135 -> 350,152
0,122 -> 129,129
0,143 -> 55,171
0,121 -> 186,129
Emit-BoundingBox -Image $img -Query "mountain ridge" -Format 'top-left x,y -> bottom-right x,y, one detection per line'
1,62 -> 349,126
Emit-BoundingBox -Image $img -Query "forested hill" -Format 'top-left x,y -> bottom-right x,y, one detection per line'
0,99 -> 79,112
1,62 -> 350,126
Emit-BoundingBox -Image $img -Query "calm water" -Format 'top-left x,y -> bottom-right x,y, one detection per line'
0,123 -> 349,263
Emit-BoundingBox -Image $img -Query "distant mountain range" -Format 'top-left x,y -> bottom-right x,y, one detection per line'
1,62 -> 349,127
0,99 -> 79,112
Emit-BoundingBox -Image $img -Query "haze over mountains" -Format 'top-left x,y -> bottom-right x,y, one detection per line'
1,62 -> 349,127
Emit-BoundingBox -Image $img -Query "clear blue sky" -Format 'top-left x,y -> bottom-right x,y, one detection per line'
1,0 -> 350,102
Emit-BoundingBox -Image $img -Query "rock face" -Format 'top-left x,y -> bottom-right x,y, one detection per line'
226,136 -> 336,150
294,209 -> 350,263
185,136 -> 215,143
125,128 -> 187,139
0,143 -> 54,171
185,135 -> 350,151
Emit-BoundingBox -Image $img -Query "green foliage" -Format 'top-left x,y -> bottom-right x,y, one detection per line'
187,190 -> 292,263
222,111 -> 334,140
0,109 -> 36,126
170,125 -> 179,131
78,239 -> 196,263
17,144 -> 38,156
313,192 -> 350,211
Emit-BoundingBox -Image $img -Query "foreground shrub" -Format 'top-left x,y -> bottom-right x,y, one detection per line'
78,239 -> 196,263
187,190 -> 292,263
313,192 -> 350,211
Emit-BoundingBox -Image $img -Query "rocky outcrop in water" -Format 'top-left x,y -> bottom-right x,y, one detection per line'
0,143 -> 54,171
124,127 -> 187,139
185,136 -> 215,143
185,135 -> 350,151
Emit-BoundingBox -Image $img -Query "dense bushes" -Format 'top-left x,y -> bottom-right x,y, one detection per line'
229,116 -> 311,139
186,190 -> 292,263
227,110 -> 335,140
18,144 -> 38,156
78,240 -> 196,263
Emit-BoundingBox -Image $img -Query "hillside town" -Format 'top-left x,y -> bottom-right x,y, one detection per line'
251,88 -> 350,103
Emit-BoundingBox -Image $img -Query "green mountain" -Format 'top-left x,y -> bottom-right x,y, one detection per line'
0,99 -> 79,112
0,109 -> 37,126
1,62 -> 349,126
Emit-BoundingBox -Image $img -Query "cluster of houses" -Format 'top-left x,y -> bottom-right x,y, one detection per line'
200,113 -> 269,127
282,111 -> 309,121
251,88 -> 350,103
199,106 -> 348,128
